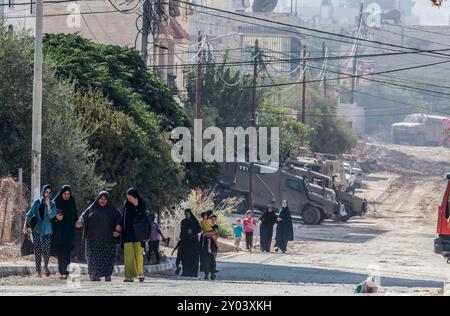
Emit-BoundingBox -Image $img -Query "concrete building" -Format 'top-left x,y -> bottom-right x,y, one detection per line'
188,0 -> 305,78
1,0 -> 191,93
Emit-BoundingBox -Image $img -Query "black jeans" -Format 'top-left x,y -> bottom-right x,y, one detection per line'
245,232 -> 253,250
147,240 -> 161,263
55,245 -> 71,275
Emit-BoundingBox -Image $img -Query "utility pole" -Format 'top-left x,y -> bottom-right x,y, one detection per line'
141,0 -> 150,67
249,39 -> 259,212
350,1 -> 364,105
31,0 -> 43,202
401,25 -> 405,46
195,31 -> 203,120
322,41 -> 327,98
301,45 -> 307,124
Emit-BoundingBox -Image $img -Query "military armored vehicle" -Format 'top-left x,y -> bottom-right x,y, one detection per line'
284,165 -> 367,222
392,113 -> 449,146
218,162 -> 345,225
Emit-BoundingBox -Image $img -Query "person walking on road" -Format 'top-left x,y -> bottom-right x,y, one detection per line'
275,200 -> 294,254
118,188 -> 147,283
259,205 -> 278,252
147,213 -> 166,265
201,214 -> 219,280
76,191 -> 121,282
23,184 -> 57,277
232,219 -> 243,252
243,210 -> 257,252
52,185 -> 78,280
179,209 -> 201,277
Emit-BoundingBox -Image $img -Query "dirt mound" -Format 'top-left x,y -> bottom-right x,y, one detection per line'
354,143 -> 450,176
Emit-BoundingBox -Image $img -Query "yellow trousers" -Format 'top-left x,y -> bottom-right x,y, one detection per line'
124,242 -> 144,278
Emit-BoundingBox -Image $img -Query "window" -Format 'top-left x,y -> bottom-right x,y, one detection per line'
286,179 -> 302,191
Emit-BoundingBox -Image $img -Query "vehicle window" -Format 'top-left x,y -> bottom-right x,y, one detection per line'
286,179 -> 302,191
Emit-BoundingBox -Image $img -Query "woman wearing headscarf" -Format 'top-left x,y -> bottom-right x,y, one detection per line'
52,185 -> 78,279
179,209 -> 201,277
117,188 -> 146,283
76,191 -> 121,282
275,200 -> 294,254
23,184 -> 57,277
259,205 -> 278,252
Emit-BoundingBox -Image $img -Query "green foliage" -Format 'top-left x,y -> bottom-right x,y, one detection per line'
259,98 -> 313,162
43,33 -> 188,131
186,52 -> 257,129
271,83 -> 357,155
73,90 -> 189,208
0,24 -> 107,206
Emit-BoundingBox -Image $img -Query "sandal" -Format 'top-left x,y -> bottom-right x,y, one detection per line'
138,275 -> 145,283
123,278 -> 134,283
44,267 -> 51,277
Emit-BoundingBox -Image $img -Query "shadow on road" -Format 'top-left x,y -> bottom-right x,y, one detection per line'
213,261 -> 443,289
294,222 -> 388,244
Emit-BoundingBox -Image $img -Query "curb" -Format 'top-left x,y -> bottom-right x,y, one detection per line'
0,258 -> 175,278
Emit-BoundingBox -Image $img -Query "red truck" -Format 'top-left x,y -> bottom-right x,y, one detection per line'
434,173 -> 450,262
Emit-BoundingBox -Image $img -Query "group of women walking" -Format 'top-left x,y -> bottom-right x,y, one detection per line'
23,185 -> 158,282
259,201 -> 294,254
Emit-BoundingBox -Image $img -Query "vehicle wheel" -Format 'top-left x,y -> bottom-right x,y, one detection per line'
340,205 -> 353,223
301,206 -> 322,225
434,238 -> 443,254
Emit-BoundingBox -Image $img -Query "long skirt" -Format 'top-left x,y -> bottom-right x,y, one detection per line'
180,237 -> 200,277
85,239 -> 116,279
260,225 -> 274,252
124,242 -> 144,278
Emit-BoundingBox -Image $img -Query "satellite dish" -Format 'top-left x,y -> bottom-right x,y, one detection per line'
252,0 -> 278,13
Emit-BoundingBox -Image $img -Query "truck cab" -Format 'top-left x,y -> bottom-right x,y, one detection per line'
434,173 -> 450,261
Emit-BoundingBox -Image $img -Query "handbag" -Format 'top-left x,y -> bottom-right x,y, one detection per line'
27,215 -> 37,230
20,235 -> 34,256
133,211 -> 151,242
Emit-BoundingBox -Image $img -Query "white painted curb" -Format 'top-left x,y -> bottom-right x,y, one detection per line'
0,258 -> 175,278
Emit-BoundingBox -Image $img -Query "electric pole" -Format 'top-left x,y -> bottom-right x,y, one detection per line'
351,1 -> 364,104
31,0 -> 43,202
322,41 -> 327,98
249,39 -> 259,212
141,0 -> 150,67
195,31 -> 203,120
301,45 -> 307,124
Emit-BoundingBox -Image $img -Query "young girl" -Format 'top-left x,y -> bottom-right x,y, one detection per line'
242,210 -> 257,252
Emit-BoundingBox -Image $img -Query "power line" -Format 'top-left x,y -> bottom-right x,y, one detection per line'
174,0 -> 450,59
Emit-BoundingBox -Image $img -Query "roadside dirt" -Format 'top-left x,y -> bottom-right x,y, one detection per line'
355,142 -> 450,176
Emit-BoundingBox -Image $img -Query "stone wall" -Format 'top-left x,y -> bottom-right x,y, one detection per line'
0,178 -> 27,245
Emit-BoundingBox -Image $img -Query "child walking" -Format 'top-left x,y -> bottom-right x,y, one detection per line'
243,210 -> 257,252
232,219 -> 244,252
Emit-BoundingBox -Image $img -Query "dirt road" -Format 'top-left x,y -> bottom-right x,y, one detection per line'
0,143 -> 449,296
214,143 -> 450,294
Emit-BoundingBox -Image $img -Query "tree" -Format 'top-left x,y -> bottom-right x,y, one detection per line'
43,33 -> 188,131
0,24 -> 107,206
73,90 -> 189,208
259,98 -> 312,162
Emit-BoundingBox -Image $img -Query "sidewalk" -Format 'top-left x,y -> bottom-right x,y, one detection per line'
0,258 -> 175,278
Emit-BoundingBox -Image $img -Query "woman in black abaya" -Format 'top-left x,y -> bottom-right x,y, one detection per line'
179,209 -> 201,277
259,205 -> 278,252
